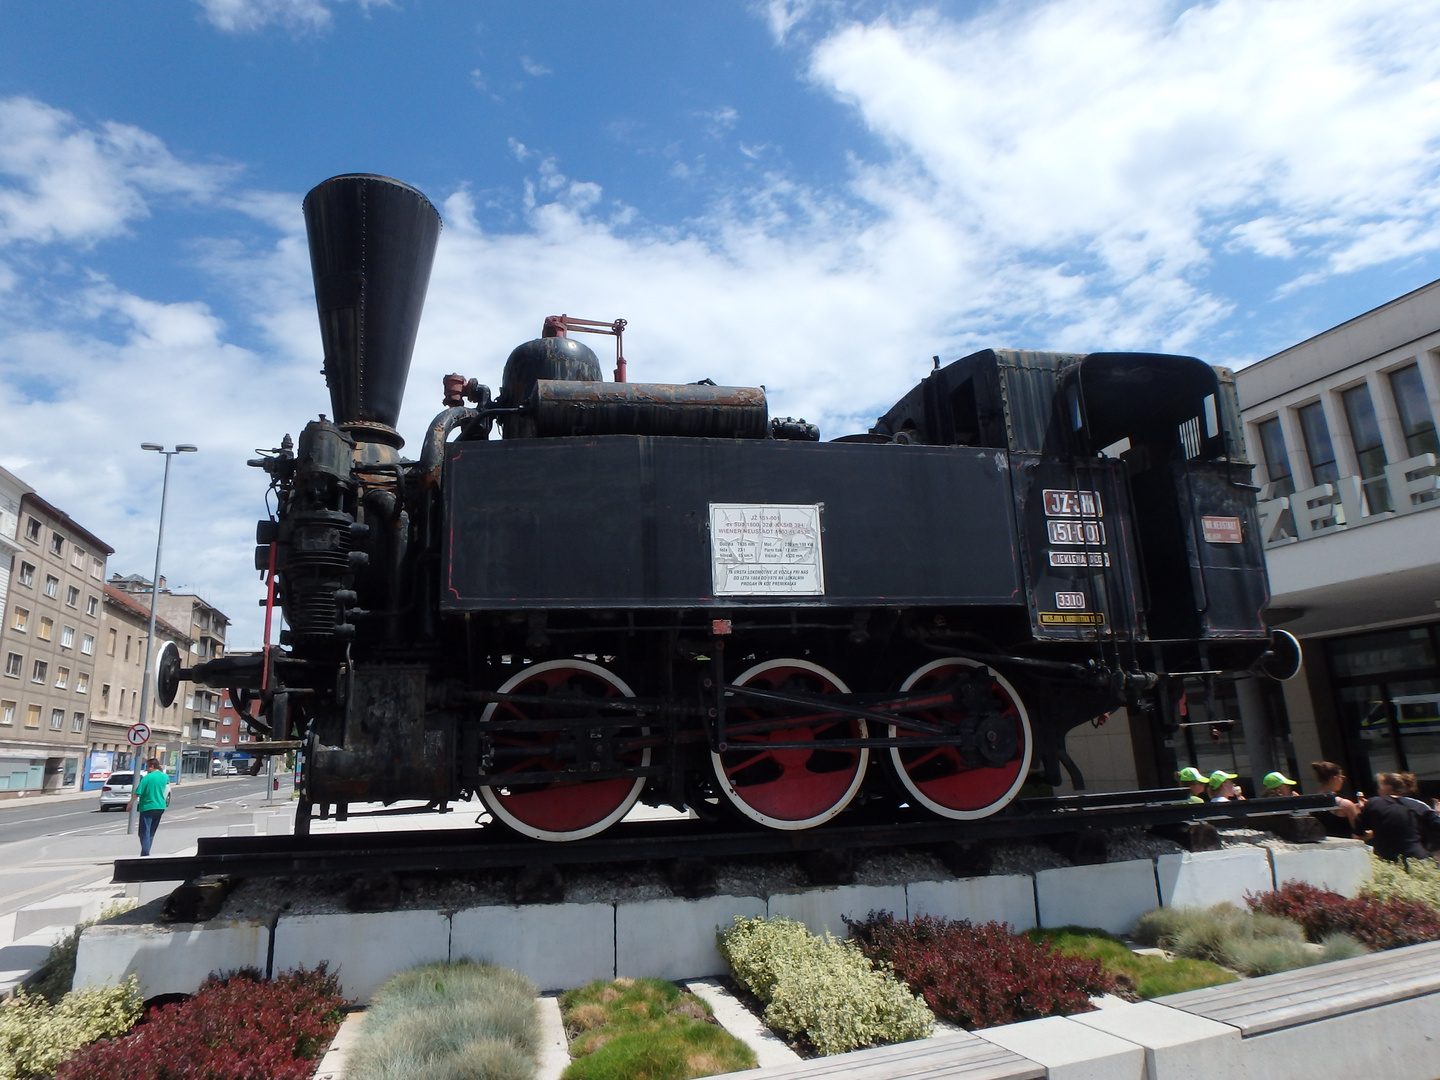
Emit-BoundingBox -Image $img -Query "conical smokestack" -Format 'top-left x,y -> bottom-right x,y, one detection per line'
303,174 -> 441,443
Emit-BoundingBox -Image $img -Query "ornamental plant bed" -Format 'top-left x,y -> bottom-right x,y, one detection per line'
345,960 -> 541,1080
560,977 -> 755,1080
55,966 -> 345,1080
0,978 -> 142,1080
718,915 -> 933,1056
1026,927 -> 1237,998
1133,903 -> 1367,976
1362,852 -> 1440,911
1247,881 -> 1440,950
846,912 -> 1113,1030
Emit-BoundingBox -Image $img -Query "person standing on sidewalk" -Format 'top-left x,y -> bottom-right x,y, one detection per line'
127,757 -> 169,857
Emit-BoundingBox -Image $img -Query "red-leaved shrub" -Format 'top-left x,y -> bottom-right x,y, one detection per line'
56,965 -> 347,1080
845,911 -> 1114,1030
1247,882 -> 1440,950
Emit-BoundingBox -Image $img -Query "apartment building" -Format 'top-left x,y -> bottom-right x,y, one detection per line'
0,468 -> 32,636
109,575 -> 229,775
0,493 -> 112,795
90,584 -> 194,771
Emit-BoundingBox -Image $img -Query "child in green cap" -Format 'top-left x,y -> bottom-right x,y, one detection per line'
1177,766 -> 1208,803
1208,770 -> 1242,801
1262,771 -> 1298,796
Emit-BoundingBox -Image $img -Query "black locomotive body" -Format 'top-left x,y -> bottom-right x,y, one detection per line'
170,174 -> 1297,840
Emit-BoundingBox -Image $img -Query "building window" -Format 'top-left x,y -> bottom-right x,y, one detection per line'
10,607 -> 27,633
1340,383 -> 1391,513
76,673 -> 89,694
43,575 -> 58,598
17,562 -> 34,587
4,654 -> 20,678
37,617 -> 53,642
107,628 -> 117,656
0,700 -> 13,725
90,558 -> 102,581
81,634 -> 94,655
24,517 -> 41,542
101,684 -> 110,709
124,635 -> 131,662
49,533 -> 63,557
60,626 -> 74,649
65,585 -> 79,607
71,547 -> 85,570
1297,400 -> 1340,487
85,595 -> 98,617
1389,363 -> 1440,457
49,708 -> 63,730
1256,416 -> 1294,495
119,688 -> 126,713
31,660 -> 47,683
72,712 -> 85,733
54,667 -> 68,689
25,704 -> 40,728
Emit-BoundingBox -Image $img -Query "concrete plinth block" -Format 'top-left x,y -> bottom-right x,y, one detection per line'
977,1015 -> 1144,1080
1034,860 -> 1158,935
125,880 -> 184,906
907,875 -> 1037,931
1155,847 -> 1273,909
0,934 -> 62,996
767,884 -> 906,938
14,893 -> 109,938
226,823 -> 256,837
73,918 -> 269,1000
273,910 -> 449,1002
1071,1001 -> 1240,1080
1269,838 -> 1372,897
617,895 -> 766,981
1238,990 -> 1440,1080
452,903 -> 613,992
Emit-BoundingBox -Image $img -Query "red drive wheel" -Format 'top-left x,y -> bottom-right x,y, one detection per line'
888,658 -> 1032,820
478,660 -> 649,841
710,659 -> 867,830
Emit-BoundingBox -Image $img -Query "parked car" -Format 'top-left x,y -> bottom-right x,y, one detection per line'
98,772 -> 135,811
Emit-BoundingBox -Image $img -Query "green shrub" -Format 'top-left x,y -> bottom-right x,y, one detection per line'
559,977 -> 754,1080
27,900 -> 138,1005
347,961 -> 541,1080
1029,927 -> 1237,998
717,916 -> 933,1056
0,978 -> 142,1080
1361,853 -> 1440,911
1132,904 -> 1366,977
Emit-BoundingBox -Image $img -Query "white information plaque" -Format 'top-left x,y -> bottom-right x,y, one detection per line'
710,503 -> 825,596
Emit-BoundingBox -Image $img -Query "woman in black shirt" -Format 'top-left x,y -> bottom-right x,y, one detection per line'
1355,773 -> 1431,863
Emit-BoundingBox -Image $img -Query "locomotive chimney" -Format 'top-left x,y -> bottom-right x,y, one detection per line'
303,174 -> 442,446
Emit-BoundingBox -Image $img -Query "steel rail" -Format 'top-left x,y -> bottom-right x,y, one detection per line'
113,791 -> 1336,883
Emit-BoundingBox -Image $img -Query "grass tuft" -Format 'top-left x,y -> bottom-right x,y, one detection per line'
1027,927 -> 1237,998
348,961 -> 540,1080
559,978 -> 754,1080
1133,904 -> 1367,977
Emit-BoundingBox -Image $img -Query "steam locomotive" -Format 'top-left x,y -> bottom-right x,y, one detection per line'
162,174 -> 1299,840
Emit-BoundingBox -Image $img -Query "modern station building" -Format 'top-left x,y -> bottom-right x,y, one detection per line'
1236,280 -> 1440,800
1059,279 -> 1440,802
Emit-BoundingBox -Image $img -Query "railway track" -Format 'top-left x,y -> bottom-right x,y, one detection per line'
112,789 -> 1337,884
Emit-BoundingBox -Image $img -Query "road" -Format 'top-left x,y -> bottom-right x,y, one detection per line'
0,774 -> 294,921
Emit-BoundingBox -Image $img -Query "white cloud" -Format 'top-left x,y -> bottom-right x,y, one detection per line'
806,0 -> 1440,309
0,97 -> 229,246
520,56 -> 553,77
194,0 -> 393,33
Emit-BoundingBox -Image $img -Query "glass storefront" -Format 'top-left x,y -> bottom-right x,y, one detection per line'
1327,623 -> 1440,799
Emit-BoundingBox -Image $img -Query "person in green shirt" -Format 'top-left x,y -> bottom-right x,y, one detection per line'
127,757 -> 169,856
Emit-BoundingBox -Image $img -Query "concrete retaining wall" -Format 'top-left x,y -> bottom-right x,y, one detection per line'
1155,847 -> 1273,909
80,837 -> 1379,1002
73,916 -> 269,1000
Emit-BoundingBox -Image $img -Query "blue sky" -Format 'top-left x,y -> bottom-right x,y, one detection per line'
2,0 -> 1440,647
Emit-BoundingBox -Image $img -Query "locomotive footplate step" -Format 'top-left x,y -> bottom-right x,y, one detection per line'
112,791 -> 1335,884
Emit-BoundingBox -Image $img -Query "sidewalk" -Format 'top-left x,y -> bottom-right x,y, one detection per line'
0,773 -> 287,810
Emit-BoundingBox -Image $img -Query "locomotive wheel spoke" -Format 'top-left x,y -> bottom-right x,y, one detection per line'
478,660 -> 649,842
887,658 -> 1032,820
710,659 -> 868,830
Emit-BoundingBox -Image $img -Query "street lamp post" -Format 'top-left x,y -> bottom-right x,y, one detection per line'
137,443 -> 197,791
